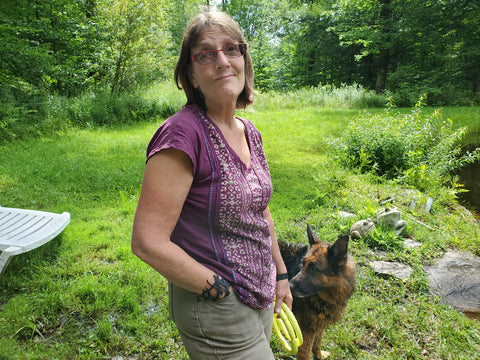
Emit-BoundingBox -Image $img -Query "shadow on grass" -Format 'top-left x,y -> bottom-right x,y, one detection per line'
0,234 -> 64,295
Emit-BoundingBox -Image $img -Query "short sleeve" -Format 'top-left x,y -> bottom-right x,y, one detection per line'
146,113 -> 201,174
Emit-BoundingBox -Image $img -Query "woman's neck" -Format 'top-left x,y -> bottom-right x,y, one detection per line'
206,103 -> 237,127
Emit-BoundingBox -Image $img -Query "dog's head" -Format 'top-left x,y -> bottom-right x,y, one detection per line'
289,224 -> 353,298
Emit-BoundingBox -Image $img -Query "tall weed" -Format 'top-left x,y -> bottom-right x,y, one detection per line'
0,82 -> 185,142
255,84 -> 386,110
335,96 -> 480,193
67,85 -> 183,127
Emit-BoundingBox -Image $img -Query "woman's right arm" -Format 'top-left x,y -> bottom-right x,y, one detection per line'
131,148 -> 219,295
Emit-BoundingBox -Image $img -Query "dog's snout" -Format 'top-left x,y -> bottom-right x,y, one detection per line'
289,275 -> 312,298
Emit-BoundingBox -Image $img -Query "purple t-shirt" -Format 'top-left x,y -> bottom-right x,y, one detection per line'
146,105 -> 276,310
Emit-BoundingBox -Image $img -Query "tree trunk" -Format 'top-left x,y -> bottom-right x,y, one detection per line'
375,0 -> 392,94
375,48 -> 389,94
474,58 -> 480,95
111,52 -> 126,96
307,49 -> 316,86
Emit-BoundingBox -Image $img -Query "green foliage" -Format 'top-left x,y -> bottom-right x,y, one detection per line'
66,89 -> 180,127
1,0 -> 480,107
255,84 -> 386,111
387,64 -> 480,107
361,226 -> 405,251
0,82 -> 185,142
336,96 -> 480,193
0,0 -> 106,96
99,0 -> 171,95
164,0 -> 206,52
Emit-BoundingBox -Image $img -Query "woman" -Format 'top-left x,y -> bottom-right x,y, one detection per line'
131,10 -> 292,359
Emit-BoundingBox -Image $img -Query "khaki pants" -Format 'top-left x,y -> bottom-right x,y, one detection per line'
169,282 -> 275,360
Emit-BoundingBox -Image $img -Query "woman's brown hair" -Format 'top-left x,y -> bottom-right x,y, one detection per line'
174,11 -> 255,111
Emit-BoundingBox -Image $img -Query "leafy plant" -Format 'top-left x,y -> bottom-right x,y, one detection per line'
361,226 -> 405,251
336,96 -> 480,193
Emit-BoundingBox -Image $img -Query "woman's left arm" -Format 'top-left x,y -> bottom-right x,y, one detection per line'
264,206 -> 293,313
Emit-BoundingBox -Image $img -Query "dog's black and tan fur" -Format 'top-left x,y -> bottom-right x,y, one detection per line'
279,225 -> 357,360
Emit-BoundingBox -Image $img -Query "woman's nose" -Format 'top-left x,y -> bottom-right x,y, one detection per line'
215,50 -> 230,67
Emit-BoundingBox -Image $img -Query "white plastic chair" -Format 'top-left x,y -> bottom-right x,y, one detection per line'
0,206 -> 70,274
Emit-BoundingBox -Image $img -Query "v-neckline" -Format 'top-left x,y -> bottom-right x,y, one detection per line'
208,115 -> 252,169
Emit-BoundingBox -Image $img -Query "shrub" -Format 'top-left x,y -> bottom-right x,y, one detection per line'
387,65 -> 478,107
335,96 -> 480,192
0,82 -> 185,142
67,89 -> 181,127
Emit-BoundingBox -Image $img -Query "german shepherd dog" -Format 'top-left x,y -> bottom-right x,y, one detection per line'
279,225 -> 357,359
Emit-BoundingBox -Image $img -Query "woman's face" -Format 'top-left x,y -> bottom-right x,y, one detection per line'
190,27 -> 245,110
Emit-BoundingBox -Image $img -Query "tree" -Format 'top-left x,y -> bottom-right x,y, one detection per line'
98,0 -> 170,95
448,0 -> 480,96
1,0 -> 478,103
328,0 -> 404,94
164,0 -> 207,53
0,0 -> 102,96
280,0 -> 361,88
221,0 -> 291,90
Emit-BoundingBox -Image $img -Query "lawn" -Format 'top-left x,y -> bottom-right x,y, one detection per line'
1,99 -> 479,359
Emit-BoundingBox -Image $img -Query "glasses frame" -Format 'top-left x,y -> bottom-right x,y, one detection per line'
191,43 -> 247,65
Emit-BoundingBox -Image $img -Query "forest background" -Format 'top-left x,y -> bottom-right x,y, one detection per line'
1,0 -> 480,142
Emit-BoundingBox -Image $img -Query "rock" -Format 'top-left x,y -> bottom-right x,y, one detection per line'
425,197 -> 433,212
409,195 -> 418,209
370,261 -> 413,281
351,207 -> 408,239
338,211 -> 356,218
403,238 -> 422,248
425,250 -> 480,320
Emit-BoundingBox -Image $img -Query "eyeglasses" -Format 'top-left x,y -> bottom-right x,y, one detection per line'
191,43 -> 247,65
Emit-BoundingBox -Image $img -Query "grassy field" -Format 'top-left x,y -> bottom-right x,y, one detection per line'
1,91 -> 479,359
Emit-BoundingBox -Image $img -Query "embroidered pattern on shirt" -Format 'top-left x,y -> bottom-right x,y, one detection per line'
203,114 -> 275,309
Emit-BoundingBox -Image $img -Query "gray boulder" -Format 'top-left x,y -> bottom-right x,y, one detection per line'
425,250 -> 480,320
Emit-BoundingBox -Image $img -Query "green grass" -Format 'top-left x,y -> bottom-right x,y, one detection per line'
1,90 -> 479,359
443,106 -> 480,145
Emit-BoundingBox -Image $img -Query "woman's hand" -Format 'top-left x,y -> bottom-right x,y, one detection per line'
274,278 -> 293,314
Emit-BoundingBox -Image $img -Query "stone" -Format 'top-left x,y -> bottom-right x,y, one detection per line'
370,261 -> 413,281
338,211 -> 356,218
425,250 -> 480,320
403,238 -> 422,248
425,197 -> 433,212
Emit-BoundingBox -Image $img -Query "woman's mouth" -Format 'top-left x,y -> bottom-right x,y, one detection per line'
216,74 -> 235,81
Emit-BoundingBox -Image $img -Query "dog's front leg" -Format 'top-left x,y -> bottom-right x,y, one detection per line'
312,325 -> 329,359
296,329 -> 314,360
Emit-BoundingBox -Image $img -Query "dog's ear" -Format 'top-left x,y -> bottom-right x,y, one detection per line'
307,224 -> 317,246
328,235 -> 350,271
